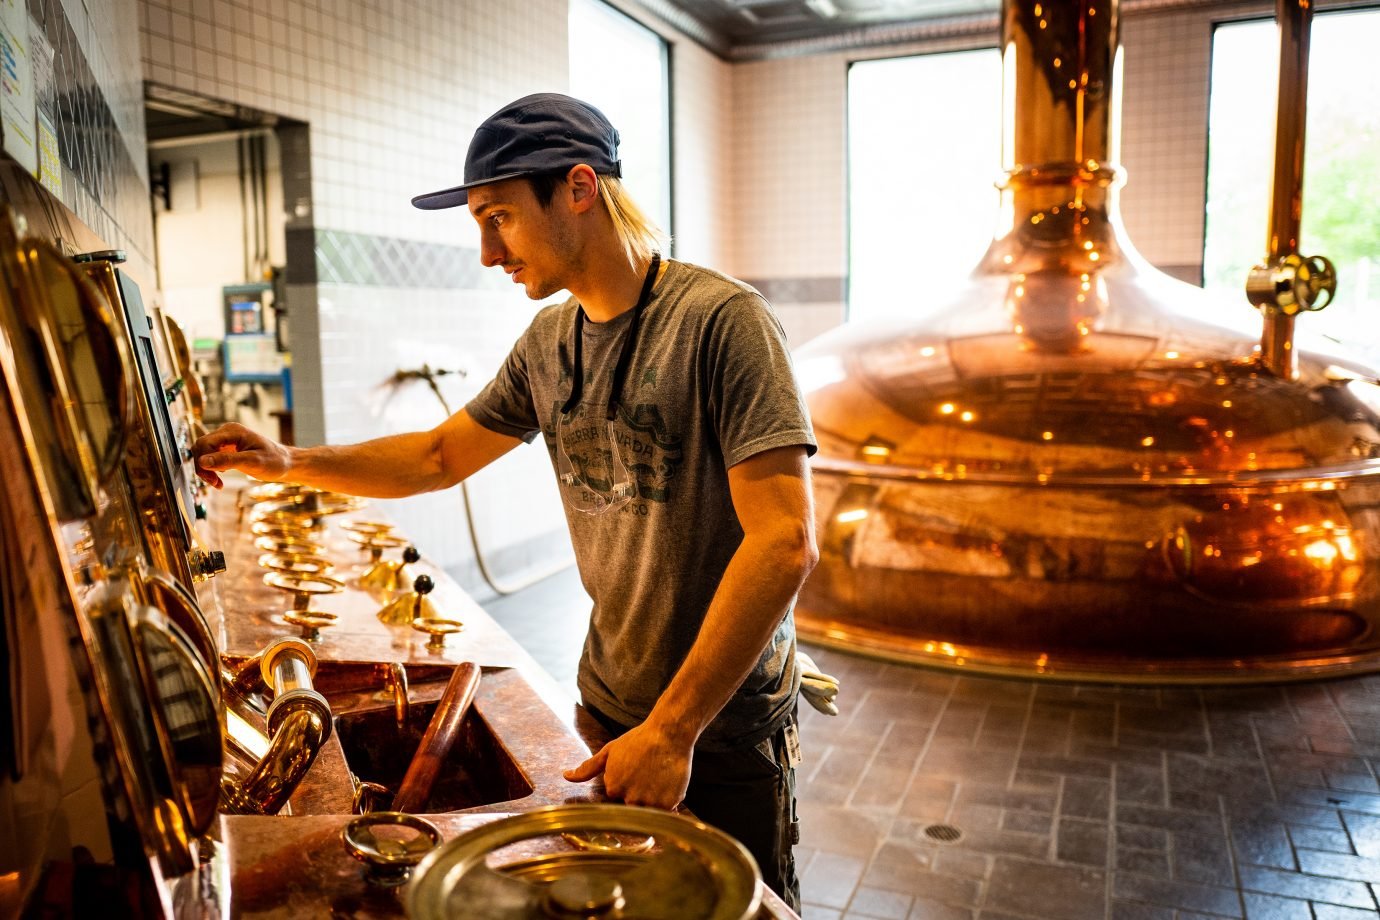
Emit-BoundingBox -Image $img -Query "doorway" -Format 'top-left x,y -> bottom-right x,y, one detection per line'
145,83 -> 313,445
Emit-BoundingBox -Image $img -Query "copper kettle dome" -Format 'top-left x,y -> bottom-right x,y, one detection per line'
794,0 -> 1380,681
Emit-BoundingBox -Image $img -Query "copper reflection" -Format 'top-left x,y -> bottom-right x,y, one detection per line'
794,0 -> 1380,681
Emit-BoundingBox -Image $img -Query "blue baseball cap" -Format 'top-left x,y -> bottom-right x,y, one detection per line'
411,93 -> 622,210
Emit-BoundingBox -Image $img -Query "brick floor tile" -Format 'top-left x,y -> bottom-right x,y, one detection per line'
1062,775 -> 1113,820
1117,804 -> 1224,838
919,747 -> 1018,785
1285,825 -> 1352,854
800,801 -> 887,858
1341,811 -> 1380,857
1311,903 -> 1380,919
1168,753 -> 1273,811
802,906 -> 843,920
1056,817 -> 1110,868
1237,864 -> 1376,910
1239,892 -> 1312,919
1116,762 -> 1168,806
853,760 -> 919,809
1219,801 -> 1344,831
899,777 -> 958,822
903,896 -> 973,919
929,848 -> 988,880
1323,771 -> 1380,794
984,857 -> 1106,919
1108,901 -> 1173,920
802,852 -> 868,910
1228,816 -> 1295,871
846,886 -> 913,919
861,844 -> 980,904
1294,848 -> 1380,883
1282,787 -> 1380,816
1171,832 -> 1236,887
955,782 -> 1057,813
1000,810 -> 1053,835
1111,872 -> 1243,917
1016,753 -> 1114,779
1117,844 -> 1170,876
935,825 -> 1050,861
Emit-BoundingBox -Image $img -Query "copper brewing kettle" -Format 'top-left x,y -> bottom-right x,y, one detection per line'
793,0 -> 1380,681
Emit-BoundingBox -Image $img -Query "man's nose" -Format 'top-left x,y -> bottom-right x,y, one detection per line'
479,229 -> 505,267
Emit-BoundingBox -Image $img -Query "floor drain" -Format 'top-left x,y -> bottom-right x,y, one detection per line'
923,824 -> 962,843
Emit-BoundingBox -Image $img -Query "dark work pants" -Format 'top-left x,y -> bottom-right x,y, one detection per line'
584,704 -> 802,912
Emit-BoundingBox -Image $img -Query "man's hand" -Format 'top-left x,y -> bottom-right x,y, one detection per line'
563,720 -> 695,810
192,422 -> 292,488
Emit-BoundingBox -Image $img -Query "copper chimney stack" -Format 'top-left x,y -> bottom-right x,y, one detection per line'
793,0 -> 1380,681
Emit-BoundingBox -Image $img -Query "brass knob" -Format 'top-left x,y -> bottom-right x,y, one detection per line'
341,811 -> 441,887
264,571 -> 344,641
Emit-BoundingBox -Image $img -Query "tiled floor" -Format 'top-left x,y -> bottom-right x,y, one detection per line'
475,566 -> 1380,920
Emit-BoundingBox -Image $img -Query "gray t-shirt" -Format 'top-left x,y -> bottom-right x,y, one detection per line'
466,259 -> 817,749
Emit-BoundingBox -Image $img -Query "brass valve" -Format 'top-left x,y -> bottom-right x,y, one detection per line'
188,548 -> 227,582
1246,253 -> 1336,316
264,570 -> 344,641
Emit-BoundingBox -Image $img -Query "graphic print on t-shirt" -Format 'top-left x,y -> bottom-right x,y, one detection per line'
548,399 -> 683,506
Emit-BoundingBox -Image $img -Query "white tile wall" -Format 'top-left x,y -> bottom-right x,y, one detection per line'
140,0 -> 567,246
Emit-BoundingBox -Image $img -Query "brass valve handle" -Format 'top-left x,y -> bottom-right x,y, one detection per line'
251,520 -> 316,539
265,571 -> 345,609
245,481 -> 310,503
253,507 -> 326,530
343,519 -> 397,537
411,617 -> 463,651
265,571 -> 345,641
1246,253 -> 1337,316
347,530 -> 409,562
254,536 -> 326,557
257,553 -> 334,576
282,609 -> 339,642
342,811 -> 442,887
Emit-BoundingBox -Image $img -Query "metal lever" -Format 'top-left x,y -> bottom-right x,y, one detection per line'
391,662 -> 481,813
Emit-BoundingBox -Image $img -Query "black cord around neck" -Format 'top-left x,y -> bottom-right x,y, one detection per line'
561,253 -> 661,419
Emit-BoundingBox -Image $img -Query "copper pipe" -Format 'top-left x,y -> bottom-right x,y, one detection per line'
221,638 -> 335,815
1260,0 -> 1313,378
392,662 -> 480,814
221,706 -> 330,815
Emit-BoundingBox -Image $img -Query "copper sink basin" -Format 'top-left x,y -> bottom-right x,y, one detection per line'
334,696 -> 533,812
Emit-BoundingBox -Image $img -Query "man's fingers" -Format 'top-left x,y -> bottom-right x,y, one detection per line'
563,746 -> 609,783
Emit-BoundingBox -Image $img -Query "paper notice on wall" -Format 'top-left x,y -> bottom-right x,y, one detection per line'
36,110 -> 58,196
0,0 -> 36,175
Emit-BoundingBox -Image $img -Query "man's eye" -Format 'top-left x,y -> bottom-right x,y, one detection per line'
490,214 -> 505,228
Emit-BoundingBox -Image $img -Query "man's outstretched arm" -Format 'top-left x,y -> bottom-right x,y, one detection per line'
192,408 -> 522,498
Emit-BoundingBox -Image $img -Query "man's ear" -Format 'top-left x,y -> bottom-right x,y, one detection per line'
566,164 -> 599,213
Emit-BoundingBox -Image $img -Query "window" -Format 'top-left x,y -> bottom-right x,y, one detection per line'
569,0 -> 672,241
847,49 -> 1002,323
1204,12 -> 1380,365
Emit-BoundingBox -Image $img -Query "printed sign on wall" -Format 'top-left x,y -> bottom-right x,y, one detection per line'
0,0 -> 36,175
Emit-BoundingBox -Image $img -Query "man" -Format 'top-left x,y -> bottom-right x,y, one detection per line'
193,93 -> 816,907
